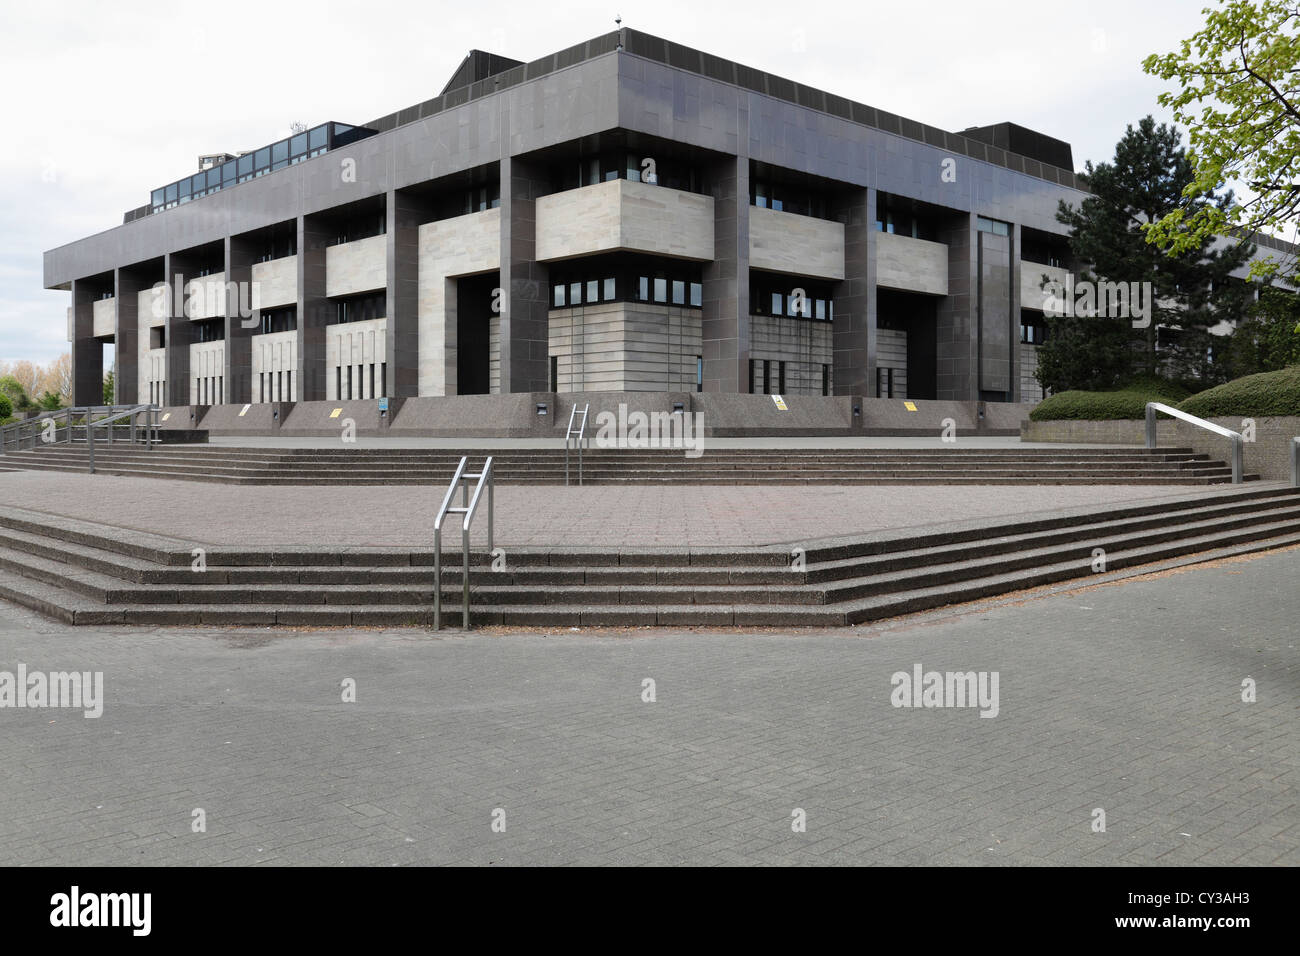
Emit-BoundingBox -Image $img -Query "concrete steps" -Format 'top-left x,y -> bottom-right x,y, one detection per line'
0,445 -> 1255,485
0,487 -> 1296,627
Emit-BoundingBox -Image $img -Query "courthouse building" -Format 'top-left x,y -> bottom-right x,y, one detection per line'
48,28 -> 1136,411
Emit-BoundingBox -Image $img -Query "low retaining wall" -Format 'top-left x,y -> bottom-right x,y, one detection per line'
185,393 -> 1033,439
1022,415 -> 1300,481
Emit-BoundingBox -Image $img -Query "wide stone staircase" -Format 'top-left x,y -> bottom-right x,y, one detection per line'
1,486 -> 1297,627
0,444 -> 1259,485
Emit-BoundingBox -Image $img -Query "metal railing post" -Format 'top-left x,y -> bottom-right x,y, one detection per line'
433,524 -> 442,631
462,523 -> 471,630
1291,437 -> 1299,488
1231,434 -> 1243,485
1145,402 -> 1247,484
1145,403 -> 1157,449
87,412 -> 95,475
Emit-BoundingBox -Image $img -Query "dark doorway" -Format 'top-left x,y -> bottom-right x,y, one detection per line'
878,288 -> 938,400
456,273 -> 497,395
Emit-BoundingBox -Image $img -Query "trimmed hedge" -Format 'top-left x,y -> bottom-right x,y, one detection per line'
1029,382 -> 1188,421
1178,365 -> 1300,418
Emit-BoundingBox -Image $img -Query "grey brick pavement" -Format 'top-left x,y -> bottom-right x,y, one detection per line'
0,547 -> 1294,866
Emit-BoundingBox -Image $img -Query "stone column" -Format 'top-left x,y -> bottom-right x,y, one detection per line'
830,186 -> 876,397
296,215 -> 332,401
498,154 -> 550,393
113,268 -> 148,405
936,212 -> 977,400
163,253 -> 195,407
387,189 -> 431,398
702,151 -> 751,393
69,279 -> 102,406
224,235 -> 257,405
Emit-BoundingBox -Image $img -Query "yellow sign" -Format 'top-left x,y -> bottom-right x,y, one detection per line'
160,413 -> 171,421
238,404 -> 251,417
771,395 -> 788,411
903,401 -> 917,412
329,408 -> 343,418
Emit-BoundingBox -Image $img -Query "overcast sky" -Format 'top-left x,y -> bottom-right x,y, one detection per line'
0,0 -> 1216,366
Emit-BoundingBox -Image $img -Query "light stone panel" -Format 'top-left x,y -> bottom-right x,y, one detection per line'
144,348 -> 166,406
876,232 -> 949,296
550,302 -> 702,392
417,208 -> 501,396
251,330 -> 298,402
748,206 -> 845,280
184,272 -> 227,320
535,180 -> 714,263
187,341 -> 225,404
251,255 -> 298,310
92,297 -> 116,339
325,235 -> 387,298
1019,262 -> 1068,313
748,314 -> 834,395
326,317 -> 388,401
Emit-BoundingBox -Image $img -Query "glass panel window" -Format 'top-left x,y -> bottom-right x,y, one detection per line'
271,140 -> 288,164
151,189 -> 164,207
165,183 -> 178,203
815,298 -> 826,320
553,284 -> 565,308
638,276 -> 649,301
237,154 -> 253,176
569,282 -> 581,305
771,292 -> 782,315
254,147 -> 271,170
290,133 -> 308,157
672,280 -> 685,305
222,163 -> 236,185
207,168 -> 222,189
586,279 -> 598,303
603,277 -> 615,301
653,277 -> 667,303
309,125 -> 328,151
689,282 -> 702,307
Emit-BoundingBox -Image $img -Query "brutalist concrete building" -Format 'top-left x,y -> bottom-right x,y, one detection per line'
46,28 -> 1108,415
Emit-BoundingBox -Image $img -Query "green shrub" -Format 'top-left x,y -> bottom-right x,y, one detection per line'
0,394 -> 10,420
1029,381 -> 1188,421
1178,365 -> 1300,418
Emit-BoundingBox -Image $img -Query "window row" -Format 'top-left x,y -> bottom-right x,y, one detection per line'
150,122 -> 373,213
876,208 -> 940,242
748,359 -> 832,396
195,375 -> 224,405
751,180 -> 829,220
550,263 -> 704,310
256,308 -> 297,335
557,152 -> 704,194
258,370 -> 293,403
333,292 -> 385,325
750,275 -> 836,321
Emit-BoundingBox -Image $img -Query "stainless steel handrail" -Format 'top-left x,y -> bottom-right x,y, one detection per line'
564,403 -> 590,486
1,404 -> 159,461
1291,437 -> 1299,488
1145,402 -> 1244,484
433,456 -> 495,631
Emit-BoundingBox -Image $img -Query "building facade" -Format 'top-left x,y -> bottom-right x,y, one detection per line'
47,29 -> 1114,409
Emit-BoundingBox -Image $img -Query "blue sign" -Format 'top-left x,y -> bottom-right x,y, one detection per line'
378,397 -> 389,412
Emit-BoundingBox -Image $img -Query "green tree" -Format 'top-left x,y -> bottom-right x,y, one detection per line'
1142,0 -> 1300,281
1037,117 -> 1254,392
0,394 -> 12,421
103,367 -> 115,405
38,391 -> 63,411
1224,286 -> 1300,375
0,375 -> 29,412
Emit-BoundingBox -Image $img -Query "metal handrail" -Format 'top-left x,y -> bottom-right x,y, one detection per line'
433,456 -> 495,631
1145,402 -> 1244,484
0,405 -> 159,468
564,403 -> 590,486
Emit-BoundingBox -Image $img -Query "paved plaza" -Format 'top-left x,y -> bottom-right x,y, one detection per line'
0,469 -> 1254,548
0,545 -> 1294,866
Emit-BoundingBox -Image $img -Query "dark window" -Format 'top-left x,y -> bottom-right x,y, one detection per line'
778,361 -> 786,394
822,364 -> 830,396
379,363 -> 386,398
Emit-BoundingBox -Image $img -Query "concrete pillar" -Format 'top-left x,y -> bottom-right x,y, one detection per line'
831,186 -> 876,397
69,280 -> 102,406
702,152 -> 750,393
498,154 -> 550,393
936,212 -> 977,400
387,189 -> 430,398
1008,223 -> 1023,403
297,215 -> 332,401
977,226 -> 1014,401
224,235 -> 256,404
113,269 -> 147,405
163,254 -> 195,407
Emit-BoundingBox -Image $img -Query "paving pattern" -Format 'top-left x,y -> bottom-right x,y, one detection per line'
0,470 -> 1251,548
0,547 -> 1294,865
